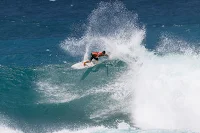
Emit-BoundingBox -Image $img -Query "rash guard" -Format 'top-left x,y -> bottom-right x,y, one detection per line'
92,52 -> 104,58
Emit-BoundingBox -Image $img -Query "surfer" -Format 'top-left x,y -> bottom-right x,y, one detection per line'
83,51 -> 108,66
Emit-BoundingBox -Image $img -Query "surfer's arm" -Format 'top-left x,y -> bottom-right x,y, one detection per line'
97,54 -> 108,58
102,54 -> 108,57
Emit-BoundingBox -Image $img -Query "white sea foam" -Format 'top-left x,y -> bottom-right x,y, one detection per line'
132,38 -> 200,132
0,125 -> 23,133
0,114 -> 23,133
50,122 -> 190,133
51,122 -> 136,133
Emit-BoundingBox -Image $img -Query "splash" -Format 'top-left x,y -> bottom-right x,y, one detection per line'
61,1 -> 146,63
156,34 -> 198,55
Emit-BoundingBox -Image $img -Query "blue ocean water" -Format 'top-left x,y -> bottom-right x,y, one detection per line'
1,0 -> 200,133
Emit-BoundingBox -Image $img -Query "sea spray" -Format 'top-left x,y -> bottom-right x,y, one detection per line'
61,1 -> 146,63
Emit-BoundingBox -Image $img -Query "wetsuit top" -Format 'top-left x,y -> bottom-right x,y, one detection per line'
92,52 -> 104,58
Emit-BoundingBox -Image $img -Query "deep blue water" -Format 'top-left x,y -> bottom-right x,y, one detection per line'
1,0 -> 200,66
1,0 -> 200,133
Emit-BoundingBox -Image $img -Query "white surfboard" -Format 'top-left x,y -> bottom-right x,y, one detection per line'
71,61 -> 97,69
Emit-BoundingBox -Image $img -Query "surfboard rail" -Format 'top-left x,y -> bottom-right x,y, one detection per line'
71,61 -> 96,69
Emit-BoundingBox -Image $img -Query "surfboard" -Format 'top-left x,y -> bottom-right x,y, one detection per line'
71,61 -> 97,69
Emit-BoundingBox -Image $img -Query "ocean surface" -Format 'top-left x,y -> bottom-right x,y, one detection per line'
1,0 -> 200,133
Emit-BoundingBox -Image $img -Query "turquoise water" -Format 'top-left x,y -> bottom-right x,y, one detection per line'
1,0 -> 200,133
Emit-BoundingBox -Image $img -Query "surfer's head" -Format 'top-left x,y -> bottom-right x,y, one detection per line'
102,51 -> 106,54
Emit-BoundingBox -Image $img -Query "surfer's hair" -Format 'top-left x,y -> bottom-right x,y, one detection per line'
102,51 -> 106,54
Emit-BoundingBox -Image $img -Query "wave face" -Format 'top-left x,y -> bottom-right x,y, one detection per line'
1,0 -> 200,133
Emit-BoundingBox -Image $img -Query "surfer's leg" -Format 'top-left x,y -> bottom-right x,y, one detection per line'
83,60 -> 90,66
93,57 -> 98,64
90,55 -> 94,61
84,54 -> 93,66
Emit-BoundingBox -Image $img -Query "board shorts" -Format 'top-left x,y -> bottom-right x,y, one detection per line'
90,53 -> 99,61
